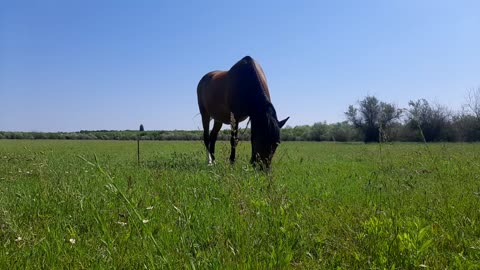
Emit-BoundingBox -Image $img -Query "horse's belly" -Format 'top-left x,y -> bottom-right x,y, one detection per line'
209,110 -> 231,124
209,110 -> 247,125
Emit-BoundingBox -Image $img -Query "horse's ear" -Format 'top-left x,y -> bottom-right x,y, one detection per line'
278,117 -> 289,128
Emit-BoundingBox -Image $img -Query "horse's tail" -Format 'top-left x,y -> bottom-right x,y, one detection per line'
197,73 -> 211,115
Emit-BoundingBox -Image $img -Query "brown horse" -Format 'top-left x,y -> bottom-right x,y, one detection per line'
197,56 -> 289,169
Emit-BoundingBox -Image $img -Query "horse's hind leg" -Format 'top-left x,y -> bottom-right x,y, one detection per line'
209,121 -> 222,164
201,114 -> 212,164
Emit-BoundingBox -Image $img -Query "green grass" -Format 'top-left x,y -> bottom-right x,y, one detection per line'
1,140 -> 479,269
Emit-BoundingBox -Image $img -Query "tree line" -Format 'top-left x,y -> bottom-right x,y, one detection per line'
2,88 -> 479,142
344,87 -> 480,142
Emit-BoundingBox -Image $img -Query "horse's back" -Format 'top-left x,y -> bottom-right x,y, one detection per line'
197,70 -> 231,123
197,56 -> 271,123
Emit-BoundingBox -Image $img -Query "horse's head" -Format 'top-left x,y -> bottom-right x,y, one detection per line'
251,106 -> 289,170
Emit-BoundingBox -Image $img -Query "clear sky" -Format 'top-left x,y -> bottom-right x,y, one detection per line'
1,1 -> 479,132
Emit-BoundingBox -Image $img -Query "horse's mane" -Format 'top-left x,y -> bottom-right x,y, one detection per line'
251,101 -> 280,143
236,56 -> 271,103
266,103 -> 281,142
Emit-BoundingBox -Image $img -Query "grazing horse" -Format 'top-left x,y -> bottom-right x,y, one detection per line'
197,56 -> 289,169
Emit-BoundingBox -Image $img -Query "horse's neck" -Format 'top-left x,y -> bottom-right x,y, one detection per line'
250,112 -> 267,127
250,105 -> 275,131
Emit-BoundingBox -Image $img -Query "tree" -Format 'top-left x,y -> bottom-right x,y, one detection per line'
309,121 -> 330,141
330,121 -> 359,142
453,113 -> 480,142
345,96 -> 402,142
407,99 -> 452,142
465,87 -> 480,120
281,125 -> 311,141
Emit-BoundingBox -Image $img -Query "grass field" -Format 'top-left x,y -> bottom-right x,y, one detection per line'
1,140 -> 479,269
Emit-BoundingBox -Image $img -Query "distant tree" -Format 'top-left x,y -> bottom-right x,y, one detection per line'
330,121 -> 359,142
138,124 -> 146,137
309,122 -> 330,141
454,88 -> 480,141
281,125 -> 311,141
453,113 -> 480,142
407,99 -> 452,142
465,87 -> 480,120
345,96 -> 402,142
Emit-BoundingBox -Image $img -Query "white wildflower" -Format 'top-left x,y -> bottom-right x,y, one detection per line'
116,221 -> 127,226
69,238 -> 76,244
142,219 -> 149,224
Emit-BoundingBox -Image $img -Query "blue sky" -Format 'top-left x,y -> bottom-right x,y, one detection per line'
1,1 -> 479,132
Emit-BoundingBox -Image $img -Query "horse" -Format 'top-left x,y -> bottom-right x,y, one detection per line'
197,56 -> 289,169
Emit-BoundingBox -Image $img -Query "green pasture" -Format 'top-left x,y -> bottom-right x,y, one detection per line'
0,140 -> 479,269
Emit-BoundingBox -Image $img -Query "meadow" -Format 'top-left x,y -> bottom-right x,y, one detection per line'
0,140 -> 479,269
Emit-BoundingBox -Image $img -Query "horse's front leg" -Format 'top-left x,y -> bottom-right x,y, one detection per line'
230,114 -> 239,164
249,132 -> 259,166
250,144 -> 257,166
